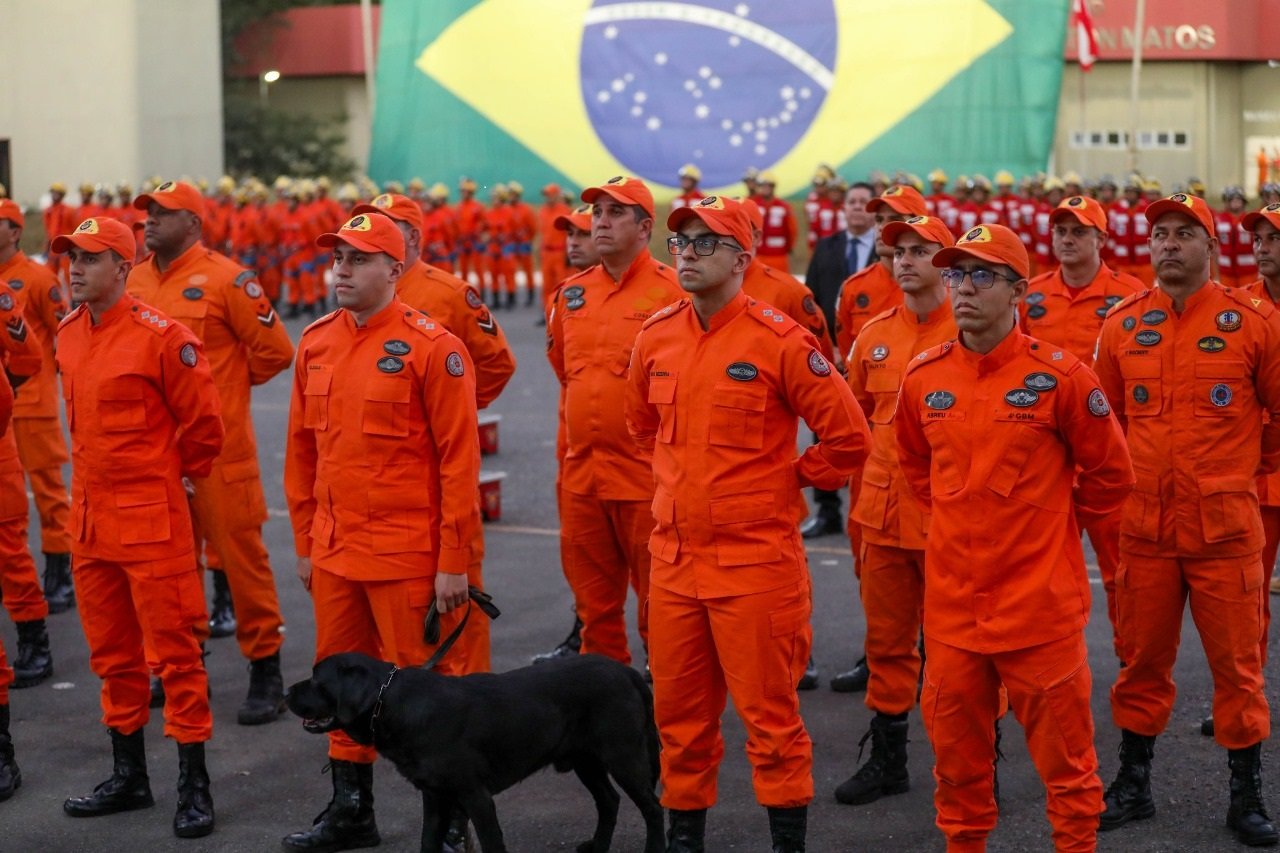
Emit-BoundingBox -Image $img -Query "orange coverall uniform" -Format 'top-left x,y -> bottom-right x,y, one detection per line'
834,262 -> 903,359
0,282 -> 45,626
396,260 -> 517,673
742,259 -> 832,361
896,329 -> 1134,852
509,201 -> 537,290
0,370 -> 14,703
1,252 -> 71,556
537,202 -> 571,310
128,243 -> 294,661
847,302 -> 955,714
42,202 -> 77,275
483,205 -> 515,296
626,292 -> 870,809
1243,279 -> 1280,593
454,198 -> 485,283
57,296 -> 224,743
545,250 -> 683,664
284,299 -> 481,764
1096,283 -> 1280,750
1020,263 -> 1146,659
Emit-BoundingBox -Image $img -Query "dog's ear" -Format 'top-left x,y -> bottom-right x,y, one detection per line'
330,660 -> 384,725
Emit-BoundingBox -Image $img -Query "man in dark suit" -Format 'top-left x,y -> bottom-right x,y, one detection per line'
801,182 -> 876,539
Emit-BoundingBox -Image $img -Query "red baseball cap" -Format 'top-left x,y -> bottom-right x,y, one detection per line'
867,185 -> 928,216
933,223 -> 1030,279
0,199 -> 24,228
316,212 -> 406,262
132,179 -> 207,217
353,193 -> 423,230
739,198 -> 764,233
667,195 -> 754,253
1242,203 -> 1280,234
542,183 -> 562,197
1051,195 -> 1109,232
581,175 -> 655,220
553,204 -> 593,233
51,217 -> 137,259
1144,192 -> 1214,235
881,215 -> 956,249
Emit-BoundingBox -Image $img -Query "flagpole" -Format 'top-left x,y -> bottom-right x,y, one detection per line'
1079,65 -> 1088,180
1127,0 -> 1146,175
361,0 -> 377,120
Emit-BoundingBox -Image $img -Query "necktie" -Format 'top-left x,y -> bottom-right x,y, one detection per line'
845,235 -> 859,275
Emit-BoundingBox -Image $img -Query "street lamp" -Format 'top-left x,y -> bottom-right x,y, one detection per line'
260,69 -> 281,105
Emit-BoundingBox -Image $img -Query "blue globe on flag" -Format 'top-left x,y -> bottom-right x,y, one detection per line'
580,0 -> 837,188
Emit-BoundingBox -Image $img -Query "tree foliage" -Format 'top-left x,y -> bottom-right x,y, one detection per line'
223,99 -> 357,181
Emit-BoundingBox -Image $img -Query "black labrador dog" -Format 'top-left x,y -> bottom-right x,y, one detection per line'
286,652 -> 665,853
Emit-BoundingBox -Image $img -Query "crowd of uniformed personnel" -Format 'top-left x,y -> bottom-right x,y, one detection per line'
0,159 -> 1278,853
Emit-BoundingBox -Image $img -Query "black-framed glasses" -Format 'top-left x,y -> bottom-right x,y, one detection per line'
667,235 -> 742,256
940,267 -> 1015,289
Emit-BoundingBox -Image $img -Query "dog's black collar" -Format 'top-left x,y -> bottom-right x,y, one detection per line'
370,665 -> 399,738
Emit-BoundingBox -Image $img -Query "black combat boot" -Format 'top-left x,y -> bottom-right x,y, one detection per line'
532,614 -> 582,663
42,552 -> 75,613
504,290 -> 516,309
665,808 -> 706,853
174,741 -> 214,838
829,655 -> 870,693
767,805 -> 807,853
1227,744 -> 1280,846
442,812 -> 471,853
13,619 -> 52,688
64,727 -> 154,816
1100,729 -> 1156,830
0,703 -> 20,802
834,712 -> 910,805
282,760 -> 380,851
238,652 -> 286,725
208,570 -> 236,639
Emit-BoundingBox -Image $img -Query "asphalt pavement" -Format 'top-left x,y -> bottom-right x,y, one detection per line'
1,293 -> 1270,851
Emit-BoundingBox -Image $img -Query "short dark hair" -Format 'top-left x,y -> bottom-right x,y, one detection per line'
848,182 -> 874,196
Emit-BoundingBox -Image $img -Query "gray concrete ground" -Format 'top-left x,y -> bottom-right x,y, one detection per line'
1,295 -> 1271,851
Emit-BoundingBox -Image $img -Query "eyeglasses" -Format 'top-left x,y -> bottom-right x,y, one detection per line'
940,267 -> 1016,289
667,235 -> 742,256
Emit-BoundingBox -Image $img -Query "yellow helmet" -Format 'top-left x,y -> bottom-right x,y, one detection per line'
927,169 -> 948,184
459,176 -> 477,192
383,180 -> 405,194
1141,177 -> 1162,193
1062,171 -> 1083,186
507,180 -> 524,195
971,174 -> 992,190
678,164 -> 702,181
428,182 -> 449,200
812,163 -> 835,183
757,171 -> 779,185
336,181 -> 360,202
216,175 -> 236,193
273,175 -> 293,192
994,170 -> 1015,186
1043,176 -> 1065,191
315,176 -> 332,190
407,177 -> 426,191
195,178 -> 210,192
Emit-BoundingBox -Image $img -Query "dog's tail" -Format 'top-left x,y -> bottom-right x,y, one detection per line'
627,667 -> 661,788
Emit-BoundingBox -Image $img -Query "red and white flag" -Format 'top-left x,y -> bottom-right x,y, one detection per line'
1073,0 -> 1099,71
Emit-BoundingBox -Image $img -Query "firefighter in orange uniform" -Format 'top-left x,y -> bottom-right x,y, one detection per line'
1020,195 -> 1146,661
0,199 -> 74,614
670,164 -> 706,211
833,185 -> 928,358
626,197 -> 869,851
1242,204 -> 1280,601
895,223 -> 1133,853
127,180 -> 295,725
545,176 -> 683,666
283,212 -> 481,851
0,368 -> 22,804
754,172 -> 796,272
351,193 -> 516,673
43,183 -> 76,277
54,217 -> 223,838
455,178 -> 485,285
482,185 -> 515,307
537,184 -> 571,312
0,263 -> 51,691
739,199 -> 832,358
1096,193 -> 1280,847
506,182 -> 538,306
834,214 -> 956,807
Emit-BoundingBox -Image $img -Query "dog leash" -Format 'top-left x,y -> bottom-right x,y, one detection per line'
421,585 -> 501,671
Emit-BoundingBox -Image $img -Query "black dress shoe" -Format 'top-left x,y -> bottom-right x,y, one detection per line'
797,656 -> 819,691
831,656 -> 870,693
1202,715 -> 1215,737
800,514 -> 843,539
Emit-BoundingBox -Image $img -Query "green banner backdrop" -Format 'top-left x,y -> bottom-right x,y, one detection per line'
370,0 -> 1070,201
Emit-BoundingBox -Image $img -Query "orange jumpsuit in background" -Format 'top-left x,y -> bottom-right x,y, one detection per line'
1020,262 -> 1145,659
128,243 -> 294,664
42,201 -> 76,278
742,259 -> 832,361
1096,283 -> 1280,750
0,282 -> 46,627
483,204 -> 516,297
396,260 -> 517,673
1243,278 -> 1280,642
454,197 -> 485,284
626,292 -> 869,810
835,262 -> 903,359
57,295 -> 224,743
538,201 -> 571,311
847,301 -> 955,714
509,200 -> 537,292
896,329 -> 1134,853
284,299 -> 481,764
0,251 -> 71,557
0,371 -> 14,704
545,250 -> 683,664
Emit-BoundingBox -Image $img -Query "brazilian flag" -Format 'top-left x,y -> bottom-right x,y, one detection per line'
370,0 -> 1070,201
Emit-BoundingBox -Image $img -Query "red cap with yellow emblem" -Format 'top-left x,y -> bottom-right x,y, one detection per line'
1051,196 -> 1109,232
51,217 -> 137,259
353,193 -> 423,230
881,215 -> 956,249
932,223 -> 1030,279
1242,203 -> 1280,234
1144,191 -> 1214,234
867,185 -> 928,216
667,196 -> 754,253
581,175 -> 655,220
553,204 -> 593,233
315,212 -> 406,262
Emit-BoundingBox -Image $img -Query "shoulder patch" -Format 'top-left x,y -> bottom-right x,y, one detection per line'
903,340 -> 956,375
748,302 -> 800,336
640,298 -> 691,329
400,308 -> 447,339
1224,285 -> 1276,319
1025,339 -> 1082,376
1104,289 -> 1150,318
130,305 -> 175,336
233,270 -> 256,289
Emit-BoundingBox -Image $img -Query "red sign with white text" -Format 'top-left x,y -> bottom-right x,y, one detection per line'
1063,0 -> 1279,62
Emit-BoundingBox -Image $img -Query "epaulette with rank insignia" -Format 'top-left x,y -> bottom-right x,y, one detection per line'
1224,286 -> 1276,319
300,310 -> 341,338
400,308 -> 447,339
1104,289 -> 1150,318
57,303 -> 87,331
903,340 -> 956,375
131,305 -> 176,336
640,298 -> 690,329
1026,338 -> 1082,376
747,300 -> 799,336
847,264 -> 880,283
858,306 -> 902,337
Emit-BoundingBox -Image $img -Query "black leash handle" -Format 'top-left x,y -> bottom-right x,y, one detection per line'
421,586 -> 500,671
